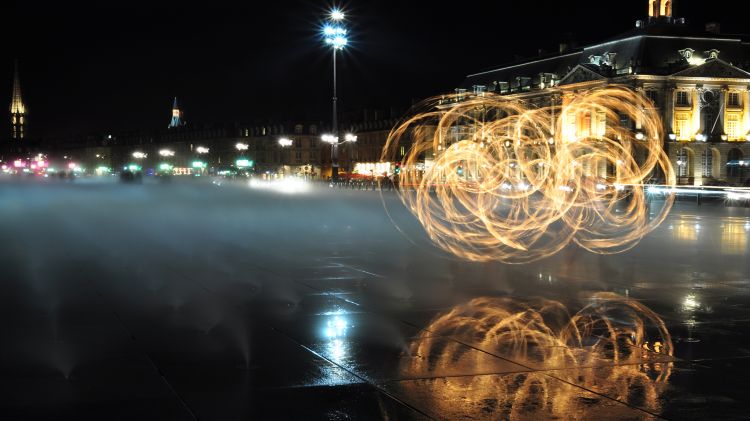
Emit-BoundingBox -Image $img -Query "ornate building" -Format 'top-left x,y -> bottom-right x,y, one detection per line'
10,60 -> 26,140
461,0 -> 750,185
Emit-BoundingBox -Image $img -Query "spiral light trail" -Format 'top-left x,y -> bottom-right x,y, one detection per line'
402,293 -> 673,419
382,86 -> 676,263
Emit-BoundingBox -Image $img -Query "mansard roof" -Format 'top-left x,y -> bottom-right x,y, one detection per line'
670,58 -> 750,79
462,21 -> 750,91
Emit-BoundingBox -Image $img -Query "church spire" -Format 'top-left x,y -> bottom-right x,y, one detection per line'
10,59 -> 26,140
168,97 -> 184,128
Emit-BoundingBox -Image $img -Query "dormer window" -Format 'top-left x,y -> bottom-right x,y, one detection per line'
678,48 -> 695,61
472,85 -> 487,96
705,49 -> 720,60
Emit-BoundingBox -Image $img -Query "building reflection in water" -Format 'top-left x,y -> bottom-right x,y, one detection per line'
720,221 -> 748,255
401,293 -> 672,419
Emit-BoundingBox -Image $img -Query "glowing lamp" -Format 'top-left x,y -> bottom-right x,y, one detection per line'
321,134 -> 338,144
192,161 -> 207,169
68,162 -> 77,169
159,149 -> 175,157
330,9 -> 344,21
196,146 -> 210,154
695,134 -> 705,142
668,133 -> 677,140
721,134 -> 729,141
159,163 -> 173,171
635,132 -> 645,140
344,134 -> 357,142
235,143 -> 249,151
278,138 -> 293,147
14,160 -> 25,168
132,151 -> 147,159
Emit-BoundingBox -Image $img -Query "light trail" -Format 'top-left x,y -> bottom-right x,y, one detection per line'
403,293 -> 673,418
382,86 -> 676,263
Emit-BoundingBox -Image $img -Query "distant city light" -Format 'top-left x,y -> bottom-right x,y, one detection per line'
14,160 -> 25,168
132,151 -> 147,159
159,149 -> 175,157
278,138 -> 293,147
159,163 -> 173,171
695,134 -> 705,142
236,159 -> 253,168
235,143 -> 249,151
344,133 -> 357,142
192,161 -> 207,169
196,146 -> 210,154
68,162 -> 77,169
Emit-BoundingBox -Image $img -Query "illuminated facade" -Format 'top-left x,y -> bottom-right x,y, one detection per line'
168,97 -> 184,129
461,0 -> 750,185
10,60 -> 26,140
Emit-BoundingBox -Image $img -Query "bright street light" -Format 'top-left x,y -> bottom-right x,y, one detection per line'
322,8 -> 351,180
321,134 -> 338,144
235,143 -> 249,151
196,146 -> 209,154
132,151 -> 147,159
159,149 -> 175,157
344,134 -> 357,143
278,138 -> 293,147
330,9 -> 344,21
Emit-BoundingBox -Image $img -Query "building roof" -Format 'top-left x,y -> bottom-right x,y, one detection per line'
462,20 -> 750,91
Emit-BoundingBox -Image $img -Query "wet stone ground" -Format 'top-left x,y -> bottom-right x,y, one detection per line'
1,177 -> 749,420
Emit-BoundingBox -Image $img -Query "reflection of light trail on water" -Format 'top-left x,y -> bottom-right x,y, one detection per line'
382,87 -> 676,263
403,293 -> 672,419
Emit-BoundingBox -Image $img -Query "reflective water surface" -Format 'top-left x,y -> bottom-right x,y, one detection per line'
0,177 -> 749,419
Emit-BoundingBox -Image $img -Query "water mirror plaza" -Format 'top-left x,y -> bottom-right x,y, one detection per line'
4,0 -> 750,419
0,178 -> 749,420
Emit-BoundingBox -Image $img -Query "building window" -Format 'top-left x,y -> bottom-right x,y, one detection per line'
295,151 -> 302,161
675,112 -> 690,140
295,139 -> 302,148
400,146 -> 405,157
294,124 -> 303,134
310,139 -> 317,148
728,92 -> 741,107
675,90 -> 690,107
701,148 -> 713,178
676,148 -> 689,177
594,112 -> 606,138
310,125 -> 317,134
645,90 -> 658,106
726,113 -> 740,140
473,85 -> 486,96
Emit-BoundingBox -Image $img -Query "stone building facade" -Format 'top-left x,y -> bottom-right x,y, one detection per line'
461,0 -> 750,185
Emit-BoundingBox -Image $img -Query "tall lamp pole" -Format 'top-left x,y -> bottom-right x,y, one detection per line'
323,8 -> 348,180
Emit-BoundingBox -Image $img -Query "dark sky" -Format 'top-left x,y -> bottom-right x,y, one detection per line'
1,0 -> 743,139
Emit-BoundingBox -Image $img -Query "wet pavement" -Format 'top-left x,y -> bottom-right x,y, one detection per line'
1,177 -> 750,420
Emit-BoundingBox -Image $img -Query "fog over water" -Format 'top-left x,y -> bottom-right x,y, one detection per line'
2,176 -> 750,419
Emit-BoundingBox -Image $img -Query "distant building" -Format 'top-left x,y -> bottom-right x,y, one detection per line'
10,60 -> 26,140
460,0 -> 750,185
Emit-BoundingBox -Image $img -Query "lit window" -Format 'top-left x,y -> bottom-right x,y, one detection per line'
726,113 -> 740,140
400,146 -> 405,157
675,112 -> 690,140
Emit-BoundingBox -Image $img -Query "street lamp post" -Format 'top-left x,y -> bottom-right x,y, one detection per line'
322,133 -> 357,180
322,9 -> 348,180
278,138 -> 293,176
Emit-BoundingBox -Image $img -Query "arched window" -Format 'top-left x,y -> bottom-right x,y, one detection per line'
727,148 -> 744,178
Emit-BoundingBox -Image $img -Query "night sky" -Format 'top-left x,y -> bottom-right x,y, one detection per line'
2,0 -> 744,139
